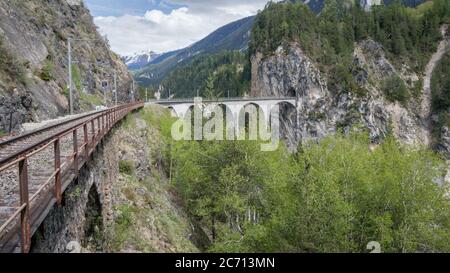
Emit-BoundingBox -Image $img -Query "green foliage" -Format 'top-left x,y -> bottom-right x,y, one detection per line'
330,61 -> 363,95
0,130 -> 6,137
431,48 -> 450,112
136,104 -> 450,253
80,92 -> 103,106
165,128 -> 450,252
431,48 -> 450,140
119,160 -> 134,175
39,59 -> 54,82
381,75 -> 409,104
251,0 -> 444,67
269,135 -> 450,253
71,64 -> 82,91
110,205 -> 135,251
160,50 -> 251,98
203,74 -> 222,100
69,186 -> 82,200
250,0 -> 447,86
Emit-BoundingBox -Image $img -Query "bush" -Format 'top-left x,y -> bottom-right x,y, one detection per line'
71,64 -> 82,91
110,205 -> 134,251
381,75 -> 409,104
170,131 -> 450,253
431,50 -> 450,141
39,60 -> 54,81
119,160 -> 134,175
431,50 -> 450,112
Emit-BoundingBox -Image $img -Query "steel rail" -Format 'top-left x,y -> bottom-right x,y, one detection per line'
0,104 -> 134,166
0,108 -> 111,147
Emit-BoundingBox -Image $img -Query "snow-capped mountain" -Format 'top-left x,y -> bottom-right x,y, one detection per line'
122,50 -> 161,70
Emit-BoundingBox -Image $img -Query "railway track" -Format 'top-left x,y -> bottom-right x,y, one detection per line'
0,110 -> 105,165
0,102 -> 143,252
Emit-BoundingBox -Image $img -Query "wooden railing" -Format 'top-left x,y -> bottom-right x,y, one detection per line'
0,102 -> 143,252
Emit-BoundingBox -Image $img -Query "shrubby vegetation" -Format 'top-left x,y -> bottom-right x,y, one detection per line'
149,107 -> 450,253
382,75 -> 409,104
39,59 -> 54,82
119,160 -> 134,175
431,48 -> 450,141
160,51 -> 251,98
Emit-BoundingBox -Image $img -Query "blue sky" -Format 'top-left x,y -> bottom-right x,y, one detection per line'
83,0 -> 271,56
85,0 -> 185,17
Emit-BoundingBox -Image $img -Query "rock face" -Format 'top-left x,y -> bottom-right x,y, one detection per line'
0,0 -> 133,133
360,0 -> 382,11
31,132 -> 118,253
251,40 -> 429,148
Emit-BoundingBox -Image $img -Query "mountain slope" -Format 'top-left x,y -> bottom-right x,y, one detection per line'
250,0 -> 447,148
122,50 -> 161,70
0,0 -> 133,134
134,16 -> 255,86
133,0 -> 427,90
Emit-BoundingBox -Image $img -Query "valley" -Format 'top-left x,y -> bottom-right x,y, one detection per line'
0,0 -> 449,254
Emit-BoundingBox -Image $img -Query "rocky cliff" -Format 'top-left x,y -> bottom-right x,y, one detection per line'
251,35 -> 447,148
0,0 -> 133,134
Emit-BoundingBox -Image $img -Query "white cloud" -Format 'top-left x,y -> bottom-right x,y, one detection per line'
93,0 -> 272,56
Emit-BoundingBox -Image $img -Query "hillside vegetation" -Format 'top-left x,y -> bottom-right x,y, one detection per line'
0,0 -> 132,133
106,107 -> 199,253
251,0 -> 447,71
160,51 -> 251,98
151,0 -> 448,101
144,105 -> 450,253
431,47 -> 450,143
135,16 -> 254,87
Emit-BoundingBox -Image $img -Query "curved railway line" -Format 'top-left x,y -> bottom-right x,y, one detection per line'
0,102 -> 143,253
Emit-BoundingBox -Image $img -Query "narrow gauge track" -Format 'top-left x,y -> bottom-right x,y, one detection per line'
0,102 -> 143,252
0,109 -> 109,166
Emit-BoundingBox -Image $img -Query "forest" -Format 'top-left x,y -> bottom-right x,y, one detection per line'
158,51 -> 251,98
129,0 -> 450,253
251,0 -> 448,101
154,0 -> 448,102
251,0 -> 448,69
140,108 -> 450,253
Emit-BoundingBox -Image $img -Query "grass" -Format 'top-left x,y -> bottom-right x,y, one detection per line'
119,160 -> 134,175
71,64 -> 82,91
110,174 -> 197,253
80,92 -> 103,106
39,60 -> 54,81
110,204 -> 135,251
122,113 -> 137,129
107,113 -> 199,253
406,1 -> 434,19
0,129 -> 7,137
69,186 -> 82,200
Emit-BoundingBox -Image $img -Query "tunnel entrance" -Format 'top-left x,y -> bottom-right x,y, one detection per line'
287,87 -> 296,97
82,184 -> 103,251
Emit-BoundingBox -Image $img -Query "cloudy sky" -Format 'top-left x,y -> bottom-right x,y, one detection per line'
84,0 -> 272,56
